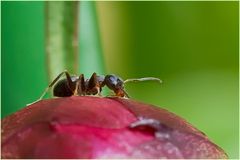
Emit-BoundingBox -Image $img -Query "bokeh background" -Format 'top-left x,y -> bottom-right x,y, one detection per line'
1,1 -> 239,158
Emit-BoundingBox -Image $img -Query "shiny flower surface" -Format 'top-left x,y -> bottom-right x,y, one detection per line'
1,96 -> 227,159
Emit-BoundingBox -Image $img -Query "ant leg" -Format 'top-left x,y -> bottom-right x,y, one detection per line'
76,74 -> 86,96
38,70 -> 74,101
87,73 -> 101,95
124,77 -> 162,83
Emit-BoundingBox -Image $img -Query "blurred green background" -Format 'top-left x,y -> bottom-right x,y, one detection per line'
1,1 -> 239,158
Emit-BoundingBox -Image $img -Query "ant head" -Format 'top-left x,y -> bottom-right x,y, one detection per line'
104,74 -> 124,91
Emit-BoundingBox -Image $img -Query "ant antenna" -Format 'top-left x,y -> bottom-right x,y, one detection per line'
124,77 -> 162,84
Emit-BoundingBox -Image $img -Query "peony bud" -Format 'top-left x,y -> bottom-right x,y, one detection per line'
1,96 -> 227,158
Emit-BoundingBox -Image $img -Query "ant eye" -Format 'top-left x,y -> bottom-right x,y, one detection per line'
109,76 -> 117,85
105,75 -> 116,84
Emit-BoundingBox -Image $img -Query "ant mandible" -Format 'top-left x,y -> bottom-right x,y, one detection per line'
38,70 -> 162,101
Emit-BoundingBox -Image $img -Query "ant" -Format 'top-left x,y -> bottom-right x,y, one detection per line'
38,70 -> 162,101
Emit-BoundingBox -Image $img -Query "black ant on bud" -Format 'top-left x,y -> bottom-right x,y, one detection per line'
38,70 -> 162,101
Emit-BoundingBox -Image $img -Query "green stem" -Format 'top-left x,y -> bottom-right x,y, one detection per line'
45,1 -> 79,81
79,1 -> 105,77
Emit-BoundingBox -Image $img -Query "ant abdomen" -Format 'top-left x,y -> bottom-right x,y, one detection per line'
53,77 -> 78,97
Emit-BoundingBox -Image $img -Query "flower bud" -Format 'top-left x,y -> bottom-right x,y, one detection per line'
1,96 -> 227,158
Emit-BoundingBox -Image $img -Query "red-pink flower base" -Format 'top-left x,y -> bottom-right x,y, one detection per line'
1,96 -> 227,158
